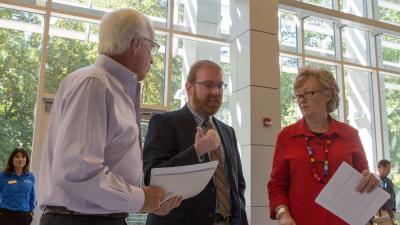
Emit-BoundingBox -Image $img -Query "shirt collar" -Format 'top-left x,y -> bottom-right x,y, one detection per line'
95,54 -> 138,90
288,115 -> 344,138
186,103 -> 212,127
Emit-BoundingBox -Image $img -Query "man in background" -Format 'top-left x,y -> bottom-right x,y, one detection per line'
378,159 -> 396,213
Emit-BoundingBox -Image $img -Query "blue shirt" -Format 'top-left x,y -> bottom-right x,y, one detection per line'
0,172 -> 35,212
37,55 -> 144,214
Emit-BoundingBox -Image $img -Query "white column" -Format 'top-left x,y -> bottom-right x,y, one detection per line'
230,0 -> 280,224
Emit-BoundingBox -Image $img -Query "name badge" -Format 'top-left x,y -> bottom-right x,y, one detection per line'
8,180 -> 17,184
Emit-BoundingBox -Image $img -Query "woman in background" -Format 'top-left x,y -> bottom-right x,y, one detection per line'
0,148 -> 35,225
268,66 -> 379,225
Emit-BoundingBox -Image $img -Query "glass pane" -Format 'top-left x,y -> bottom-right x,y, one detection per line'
378,0 -> 400,26
173,0 -> 230,38
380,72 -> 400,212
0,8 -> 43,167
171,37 -> 230,124
340,0 -> 367,17
279,10 -> 298,51
127,213 -> 147,225
280,56 -> 301,127
378,34 -> 400,70
141,34 -> 167,106
304,60 -> 339,119
45,16 -> 98,93
304,0 -> 333,9
342,27 -> 370,66
52,0 -> 168,23
304,17 -> 336,59
344,68 -> 376,170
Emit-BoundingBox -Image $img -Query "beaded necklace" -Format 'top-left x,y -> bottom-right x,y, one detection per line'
305,136 -> 331,184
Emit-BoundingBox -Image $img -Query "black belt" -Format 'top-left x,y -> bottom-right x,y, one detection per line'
43,206 -> 129,219
214,213 -> 229,223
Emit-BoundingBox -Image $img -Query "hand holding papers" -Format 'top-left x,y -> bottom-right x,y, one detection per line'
150,161 -> 218,201
315,162 -> 390,225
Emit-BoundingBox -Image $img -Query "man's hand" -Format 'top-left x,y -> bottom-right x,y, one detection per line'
151,196 -> 183,216
194,127 -> 220,156
141,186 -> 166,212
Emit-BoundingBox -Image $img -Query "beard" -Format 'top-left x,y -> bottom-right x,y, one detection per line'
191,91 -> 222,117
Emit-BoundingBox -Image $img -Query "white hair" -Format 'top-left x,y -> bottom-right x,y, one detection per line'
98,8 -> 154,55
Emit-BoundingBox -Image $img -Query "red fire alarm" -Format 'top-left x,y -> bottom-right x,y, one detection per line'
263,117 -> 272,127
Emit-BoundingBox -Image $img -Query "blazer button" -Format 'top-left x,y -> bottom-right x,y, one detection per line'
208,213 -> 213,218
211,187 -> 216,192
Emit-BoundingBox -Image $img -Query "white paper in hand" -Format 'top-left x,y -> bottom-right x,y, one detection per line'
150,160 -> 218,201
315,161 -> 389,225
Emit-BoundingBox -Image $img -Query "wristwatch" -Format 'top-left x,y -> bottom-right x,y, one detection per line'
276,206 -> 288,219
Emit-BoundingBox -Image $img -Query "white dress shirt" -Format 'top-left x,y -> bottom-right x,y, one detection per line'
37,55 -> 144,214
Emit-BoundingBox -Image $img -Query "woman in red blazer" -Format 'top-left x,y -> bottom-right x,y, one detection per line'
268,66 -> 379,225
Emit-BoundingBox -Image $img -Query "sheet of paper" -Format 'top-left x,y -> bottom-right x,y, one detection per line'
315,162 -> 390,225
150,160 -> 218,201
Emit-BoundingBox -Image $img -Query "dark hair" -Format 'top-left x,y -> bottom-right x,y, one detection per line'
3,148 -> 30,175
187,60 -> 223,83
378,159 -> 391,168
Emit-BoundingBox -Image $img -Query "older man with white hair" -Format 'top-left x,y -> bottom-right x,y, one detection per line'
37,8 -> 181,225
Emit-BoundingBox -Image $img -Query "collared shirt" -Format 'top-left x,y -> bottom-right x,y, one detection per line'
0,172 -> 35,212
187,104 -> 227,168
37,54 -> 144,214
268,115 -> 369,225
187,104 -> 231,215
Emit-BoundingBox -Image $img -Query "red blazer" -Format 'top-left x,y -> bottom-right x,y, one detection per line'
268,116 -> 369,225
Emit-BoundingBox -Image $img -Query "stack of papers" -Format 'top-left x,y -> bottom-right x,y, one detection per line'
315,162 -> 390,225
150,161 -> 218,201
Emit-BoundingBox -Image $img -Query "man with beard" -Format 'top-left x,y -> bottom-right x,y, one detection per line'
143,60 -> 248,225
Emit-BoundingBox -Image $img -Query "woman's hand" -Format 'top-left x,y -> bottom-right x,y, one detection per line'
279,212 -> 296,225
357,170 -> 379,193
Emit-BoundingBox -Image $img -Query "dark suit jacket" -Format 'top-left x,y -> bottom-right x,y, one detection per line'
143,105 -> 248,225
381,176 -> 396,212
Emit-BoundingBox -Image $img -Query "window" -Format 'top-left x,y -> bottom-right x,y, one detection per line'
340,0 -> 367,17
280,55 -> 301,127
341,26 -> 370,66
304,17 -> 336,59
378,0 -> 400,26
45,16 -> 98,93
304,0 -> 333,9
344,68 -> 376,169
0,8 -> 43,167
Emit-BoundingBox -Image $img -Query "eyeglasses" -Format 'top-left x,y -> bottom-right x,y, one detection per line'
191,81 -> 227,90
292,90 -> 323,102
141,36 -> 160,55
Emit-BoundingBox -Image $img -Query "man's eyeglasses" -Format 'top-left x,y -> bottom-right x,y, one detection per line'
141,36 -> 160,55
292,90 -> 323,102
191,81 -> 227,90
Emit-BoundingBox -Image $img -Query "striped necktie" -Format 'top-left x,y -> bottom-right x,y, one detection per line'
204,119 -> 231,220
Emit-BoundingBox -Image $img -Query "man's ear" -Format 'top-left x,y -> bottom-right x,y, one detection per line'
130,36 -> 141,54
185,81 -> 192,95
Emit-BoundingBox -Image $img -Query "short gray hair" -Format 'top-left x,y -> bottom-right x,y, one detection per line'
98,8 -> 154,55
293,65 -> 339,113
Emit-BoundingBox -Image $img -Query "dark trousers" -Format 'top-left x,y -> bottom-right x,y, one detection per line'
0,208 -> 33,225
40,213 -> 127,225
